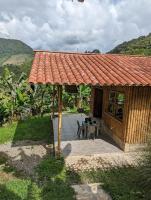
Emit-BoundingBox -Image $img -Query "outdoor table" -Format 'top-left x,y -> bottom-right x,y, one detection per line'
82,121 -> 99,139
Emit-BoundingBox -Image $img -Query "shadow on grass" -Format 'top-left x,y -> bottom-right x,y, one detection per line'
0,145 -> 51,177
35,156 -> 76,200
0,138 -> 76,200
11,115 -> 53,146
0,150 -> 77,200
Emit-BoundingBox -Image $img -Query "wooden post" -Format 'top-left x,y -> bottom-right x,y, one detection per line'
50,85 -> 56,157
57,85 -> 63,157
52,85 -> 55,118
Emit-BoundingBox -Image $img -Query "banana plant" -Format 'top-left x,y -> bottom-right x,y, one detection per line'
0,68 -> 30,121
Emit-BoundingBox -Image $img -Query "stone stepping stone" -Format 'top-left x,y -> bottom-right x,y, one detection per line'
72,183 -> 112,200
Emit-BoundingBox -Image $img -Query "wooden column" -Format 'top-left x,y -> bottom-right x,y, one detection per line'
52,85 -> 55,118
57,85 -> 63,156
50,85 -> 56,157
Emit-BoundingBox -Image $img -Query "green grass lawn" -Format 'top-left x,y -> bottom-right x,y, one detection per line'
0,153 -> 149,200
0,155 -> 75,200
0,116 -> 51,144
68,167 -> 148,200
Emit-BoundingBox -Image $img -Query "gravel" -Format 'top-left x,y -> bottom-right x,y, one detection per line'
65,152 -> 141,171
0,140 -> 142,175
0,140 -> 49,176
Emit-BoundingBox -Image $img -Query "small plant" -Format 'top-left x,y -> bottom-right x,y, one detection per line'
36,156 -> 66,183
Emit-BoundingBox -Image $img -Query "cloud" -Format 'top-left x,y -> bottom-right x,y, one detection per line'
0,0 -> 151,52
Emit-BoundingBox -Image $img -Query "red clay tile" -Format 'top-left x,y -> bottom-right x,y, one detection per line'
28,51 -> 151,86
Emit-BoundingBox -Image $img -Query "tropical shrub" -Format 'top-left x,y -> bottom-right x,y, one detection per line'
0,68 -> 30,122
0,68 -> 91,125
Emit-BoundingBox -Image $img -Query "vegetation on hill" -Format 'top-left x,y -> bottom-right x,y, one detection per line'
2,54 -> 33,66
109,33 -> 151,55
0,38 -> 33,57
0,38 -> 34,76
0,59 -> 33,77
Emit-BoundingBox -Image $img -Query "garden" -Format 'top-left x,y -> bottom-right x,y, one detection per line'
0,68 -> 151,200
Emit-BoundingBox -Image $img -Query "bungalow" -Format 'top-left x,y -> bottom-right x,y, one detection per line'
29,51 -> 151,152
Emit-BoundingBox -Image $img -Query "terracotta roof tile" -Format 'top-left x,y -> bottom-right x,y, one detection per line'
29,51 -> 151,86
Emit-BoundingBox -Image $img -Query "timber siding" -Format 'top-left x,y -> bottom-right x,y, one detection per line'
91,86 -> 151,151
125,86 -> 151,144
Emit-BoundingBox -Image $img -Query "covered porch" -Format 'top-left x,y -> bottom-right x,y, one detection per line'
53,113 -> 122,157
29,51 -> 151,156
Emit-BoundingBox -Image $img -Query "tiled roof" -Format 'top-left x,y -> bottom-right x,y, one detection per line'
29,51 -> 151,86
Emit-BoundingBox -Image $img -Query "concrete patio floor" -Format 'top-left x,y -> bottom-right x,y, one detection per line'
53,113 -> 123,157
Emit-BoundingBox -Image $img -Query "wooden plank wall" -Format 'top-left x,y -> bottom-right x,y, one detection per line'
91,86 -> 151,147
125,86 -> 151,144
102,86 -> 128,143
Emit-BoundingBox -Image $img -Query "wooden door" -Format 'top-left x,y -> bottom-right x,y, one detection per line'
93,88 -> 103,118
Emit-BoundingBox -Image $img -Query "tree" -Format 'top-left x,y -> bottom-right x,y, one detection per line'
85,49 -> 101,53
92,49 -> 100,53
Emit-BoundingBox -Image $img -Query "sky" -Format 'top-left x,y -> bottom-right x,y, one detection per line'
0,0 -> 151,52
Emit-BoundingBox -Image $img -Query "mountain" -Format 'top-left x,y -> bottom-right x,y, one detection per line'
0,38 -> 34,76
109,33 -> 151,55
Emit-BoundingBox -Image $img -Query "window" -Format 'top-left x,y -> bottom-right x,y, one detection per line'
108,91 -> 125,121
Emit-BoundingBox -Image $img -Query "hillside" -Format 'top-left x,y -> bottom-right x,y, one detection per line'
2,54 -> 32,66
0,38 -> 33,54
109,33 -> 151,55
0,38 -> 34,75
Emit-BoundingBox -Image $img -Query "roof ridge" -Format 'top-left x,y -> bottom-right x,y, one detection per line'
34,50 -> 151,58
107,53 -> 151,58
34,50 -> 100,55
